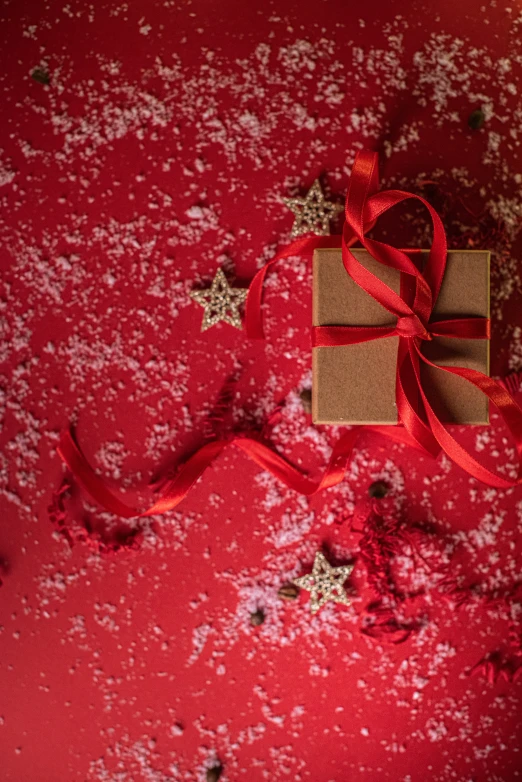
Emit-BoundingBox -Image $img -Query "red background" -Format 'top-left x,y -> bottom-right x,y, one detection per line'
1,1 -> 522,780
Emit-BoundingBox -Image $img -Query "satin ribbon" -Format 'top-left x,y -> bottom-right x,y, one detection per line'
312,150 -> 522,488
245,217 -> 377,340
245,236 -> 341,340
57,427 -> 363,519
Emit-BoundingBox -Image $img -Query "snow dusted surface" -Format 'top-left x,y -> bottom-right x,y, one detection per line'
1,1 -> 522,780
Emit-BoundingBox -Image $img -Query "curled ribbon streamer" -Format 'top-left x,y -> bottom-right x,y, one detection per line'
312,150 -> 522,488
56,427 -> 361,520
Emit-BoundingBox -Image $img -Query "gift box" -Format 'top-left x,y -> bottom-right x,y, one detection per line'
312,248 -> 490,426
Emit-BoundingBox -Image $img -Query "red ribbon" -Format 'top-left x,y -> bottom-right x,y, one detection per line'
245,217 -> 377,340
56,152 -> 522,520
56,427 -> 362,520
312,150 -> 522,488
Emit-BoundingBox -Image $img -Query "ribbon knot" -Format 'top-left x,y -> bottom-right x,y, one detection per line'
396,314 -> 432,341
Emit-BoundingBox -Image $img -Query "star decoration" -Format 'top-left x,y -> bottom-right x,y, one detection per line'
283,179 -> 343,238
190,268 -> 247,332
293,551 -> 354,615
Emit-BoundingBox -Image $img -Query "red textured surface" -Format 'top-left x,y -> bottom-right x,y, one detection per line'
1,1 -> 522,781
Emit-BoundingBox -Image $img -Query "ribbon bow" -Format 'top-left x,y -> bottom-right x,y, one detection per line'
312,150 -> 522,488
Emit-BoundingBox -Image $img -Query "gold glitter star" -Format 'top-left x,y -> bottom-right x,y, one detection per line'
190,268 -> 247,332
293,551 -> 354,615
283,180 -> 343,238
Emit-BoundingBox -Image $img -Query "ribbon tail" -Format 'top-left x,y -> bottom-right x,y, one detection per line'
234,427 -> 360,495
57,427 -> 363,520
58,429 -> 143,519
58,428 -> 230,519
412,346 -> 522,488
142,439 -> 231,516
396,339 -> 441,458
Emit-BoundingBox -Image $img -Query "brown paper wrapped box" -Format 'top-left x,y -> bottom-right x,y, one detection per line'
312,248 -> 490,426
